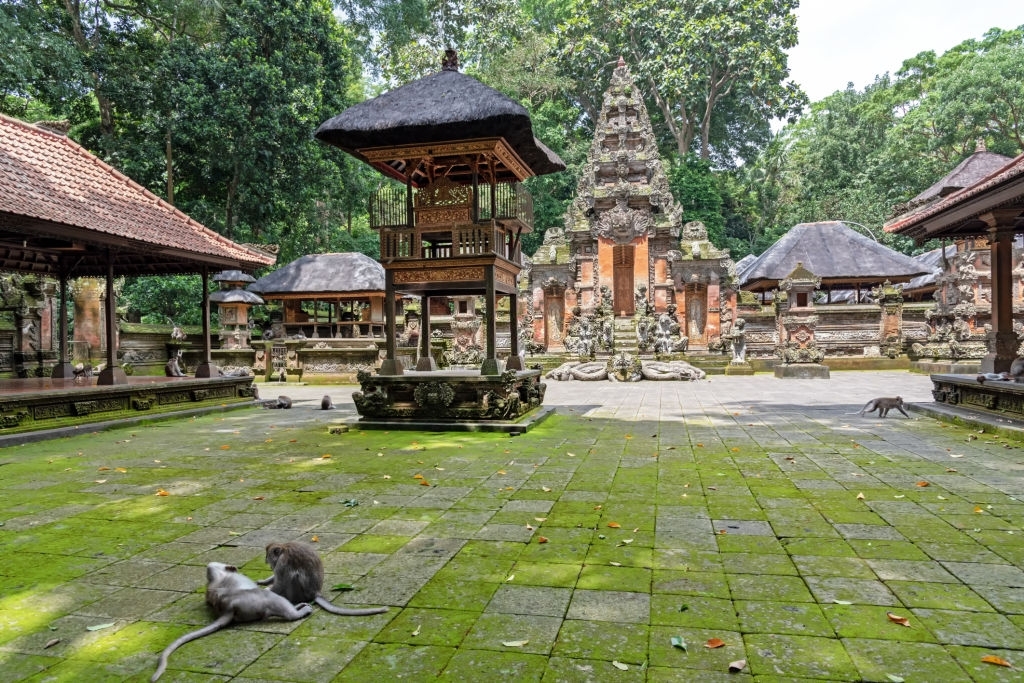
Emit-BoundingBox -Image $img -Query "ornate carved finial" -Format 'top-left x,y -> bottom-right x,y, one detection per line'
975,138 -> 987,153
617,55 -> 626,67
442,48 -> 459,72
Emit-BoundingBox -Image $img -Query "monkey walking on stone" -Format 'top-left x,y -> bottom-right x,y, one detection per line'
259,541 -> 389,616
151,562 -> 311,681
847,396 -> 910,418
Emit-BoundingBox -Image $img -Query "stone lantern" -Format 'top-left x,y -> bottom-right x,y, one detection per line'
774,262 -> 829,378
210,270 -> 263,349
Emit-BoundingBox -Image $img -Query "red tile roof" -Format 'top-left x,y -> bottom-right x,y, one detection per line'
0,114 -> 275,274
885,152 -> 1024,238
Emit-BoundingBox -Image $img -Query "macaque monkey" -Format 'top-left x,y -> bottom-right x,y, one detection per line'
259,541 -> 388,616
262,395 -> 292,409
164,350 -> 186,377
321,395 -> 335,410
151,562 -> 311,681
856,396 -> 909,418
978,357 -> 1024,384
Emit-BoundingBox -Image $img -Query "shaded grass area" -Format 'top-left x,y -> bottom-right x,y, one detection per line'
1,403 -> 1023,681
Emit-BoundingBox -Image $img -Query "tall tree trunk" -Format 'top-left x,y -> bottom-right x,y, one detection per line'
225,159 -> 240,239
63,0 -> 114,138
165,128 -> 174,204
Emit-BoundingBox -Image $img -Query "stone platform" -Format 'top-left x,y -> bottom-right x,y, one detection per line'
0,375 -> 256,438
351,368 -> 548,433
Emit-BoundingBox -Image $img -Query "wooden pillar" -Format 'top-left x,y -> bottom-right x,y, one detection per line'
51,270 -> 75,378
480,265 -> 500,375
415,294 -> 437,370
195,266 -> 218,377
981,221 -> 1018,373
97,252 -> 127,385
506,292 -> 523,371
380,270 -> 403,375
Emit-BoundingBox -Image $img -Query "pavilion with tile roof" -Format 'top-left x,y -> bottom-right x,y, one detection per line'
0,114 -> 275,383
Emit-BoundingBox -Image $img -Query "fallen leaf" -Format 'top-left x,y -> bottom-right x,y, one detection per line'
945,468 -> 957,473
310,535 -> 319,543
252,496 -> 264,501
611,661 -> 629,671
731,447 -> 739,452
94,479 -> 107,484
594,505 -> 603,510
717,530 -> 727,535
894,494 -> 905,499
537,536 -> 548,544
413,474 -> 424,479
505,574 -> 515,582
705,638 -> 725,649
542,486 -> 552,492
886,612 -> 911,627
567,452 -> 576,457
949,453 -> 964,458
86,622 -> 115,632
696,443 -> 704,447
886,675 -> 906,683
619,538 -> 634,545
607,522 -> 621,528
981,655 -> 1011,667
502,639 -> 529,647
497,470 -> 507,475
97,466 -> 110,471
331,583 -> 356,591
411,624 -> 421,636
975,506 -> 985,514
609,561 -> 622,567
526,524 -> 535,531
219,445 -> 231,450
420,480 -> 431,486
155,489 -> 169,496
44,638 -> 61,649
833,600 -> 853,605
916,481 -> 930,487
383,475 -> 391,479
321,454 -> 331,459
729,659 -> 747,673
670,636 -> 687,651
534,517 -> 547,522
114,467 -> 127,473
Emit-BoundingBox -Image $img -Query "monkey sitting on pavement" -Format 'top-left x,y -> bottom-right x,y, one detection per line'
852,396 -> 909,418
321,394 -> 335,410
151,562 -> 311,681
261,395 -> 292,409
259,541 -> 389,616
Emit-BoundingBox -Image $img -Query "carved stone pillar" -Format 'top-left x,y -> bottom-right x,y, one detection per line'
774,263 -> 829,379
874,280 -> 904,359
542,278 -> 567,352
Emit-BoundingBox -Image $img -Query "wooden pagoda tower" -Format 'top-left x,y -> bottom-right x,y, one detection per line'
316,50 -> 564,377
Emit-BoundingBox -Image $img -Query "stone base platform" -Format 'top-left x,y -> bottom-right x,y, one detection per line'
351,368 -> 548,433
724,361 -> 755,376
929,373 -> 1024,427
0,375 -> 257,438
774,363 -> 831,379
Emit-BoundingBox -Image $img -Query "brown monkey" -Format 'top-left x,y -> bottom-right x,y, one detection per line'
259,541 -> 388,616
151,562 -> 311,681
321,394 -> 335,410
857,396 -> 909,418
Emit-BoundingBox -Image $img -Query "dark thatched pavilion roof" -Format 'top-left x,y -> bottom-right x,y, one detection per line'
739,221 -> 929,292
0,114 -> 275,277
315,62 -> 565,185
247,253 -> 384,298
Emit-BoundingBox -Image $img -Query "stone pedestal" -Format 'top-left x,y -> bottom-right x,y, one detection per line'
774,363 -> 830,379
725,361 -> 755,376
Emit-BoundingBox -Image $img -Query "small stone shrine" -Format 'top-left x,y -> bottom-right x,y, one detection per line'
529,58 -> 734,353
774,263 -> 829,378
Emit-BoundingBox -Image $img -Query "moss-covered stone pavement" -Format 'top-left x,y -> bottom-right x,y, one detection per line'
1,371 -> 1023,682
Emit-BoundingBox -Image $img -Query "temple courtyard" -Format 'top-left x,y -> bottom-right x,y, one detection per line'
1,371 -> 1023,682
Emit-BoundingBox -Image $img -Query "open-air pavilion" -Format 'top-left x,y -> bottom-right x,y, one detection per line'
739,221 -> 930,301
0,114 -> 274,436
886,151 -> 1024,422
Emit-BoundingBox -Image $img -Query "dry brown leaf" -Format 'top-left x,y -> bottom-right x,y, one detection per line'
886,612 -> 911,627
856,492 -> 865,500
705,638 -> 726,649
311,535 -> 319,542
696,443 -> 704,447
497,470 -> 507,475
413,473 -> 424,479
731,447 -> 740,452
155,489 -> 169,496
537,536 -> 548,544
219,445 -> 231,450
975,506 -> 985,513
728,659 -> 746,673
607,522 -> 621,528
916,481 -> 930,487
981,655 -> 1012,667
321,454 -> 331,459
94,479 -> 107,484
253,496 -> 264,501
542,486 -> 552,492
420,480 -> 431,486
98,466 -> 110,471
115,467 -> 128,473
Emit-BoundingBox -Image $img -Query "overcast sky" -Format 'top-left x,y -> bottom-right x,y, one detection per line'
787,0 -> 1024,103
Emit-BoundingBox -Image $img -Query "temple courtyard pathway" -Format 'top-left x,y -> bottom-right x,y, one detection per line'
1,371 -> 1023,681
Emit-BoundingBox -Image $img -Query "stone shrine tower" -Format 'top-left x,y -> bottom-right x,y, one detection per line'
529,58 -> 733,352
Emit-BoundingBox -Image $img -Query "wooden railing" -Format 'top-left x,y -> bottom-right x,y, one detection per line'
370,182 -> 533,232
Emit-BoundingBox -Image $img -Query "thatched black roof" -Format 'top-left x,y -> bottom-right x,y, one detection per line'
209,288 -> 264,305
740,221 -> 929,291
910,147 -> 1013,204
315,68 -> 565,178
247,253 -> 384,296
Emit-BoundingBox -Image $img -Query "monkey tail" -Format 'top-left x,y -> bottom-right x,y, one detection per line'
314,595 -> 388,616
152,614 -> 233,682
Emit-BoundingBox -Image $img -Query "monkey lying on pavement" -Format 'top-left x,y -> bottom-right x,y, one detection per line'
259,541 -> 389,616
851,396 -> 909,418
260,395 -> 292,409
151,562 -> 311,681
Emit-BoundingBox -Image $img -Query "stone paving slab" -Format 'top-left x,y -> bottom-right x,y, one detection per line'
2,371 -> 1024,681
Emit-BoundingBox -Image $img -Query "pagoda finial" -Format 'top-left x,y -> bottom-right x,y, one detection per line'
617,55 -> 626,67
442,48 -> 459,72
975,137 -> 987,153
